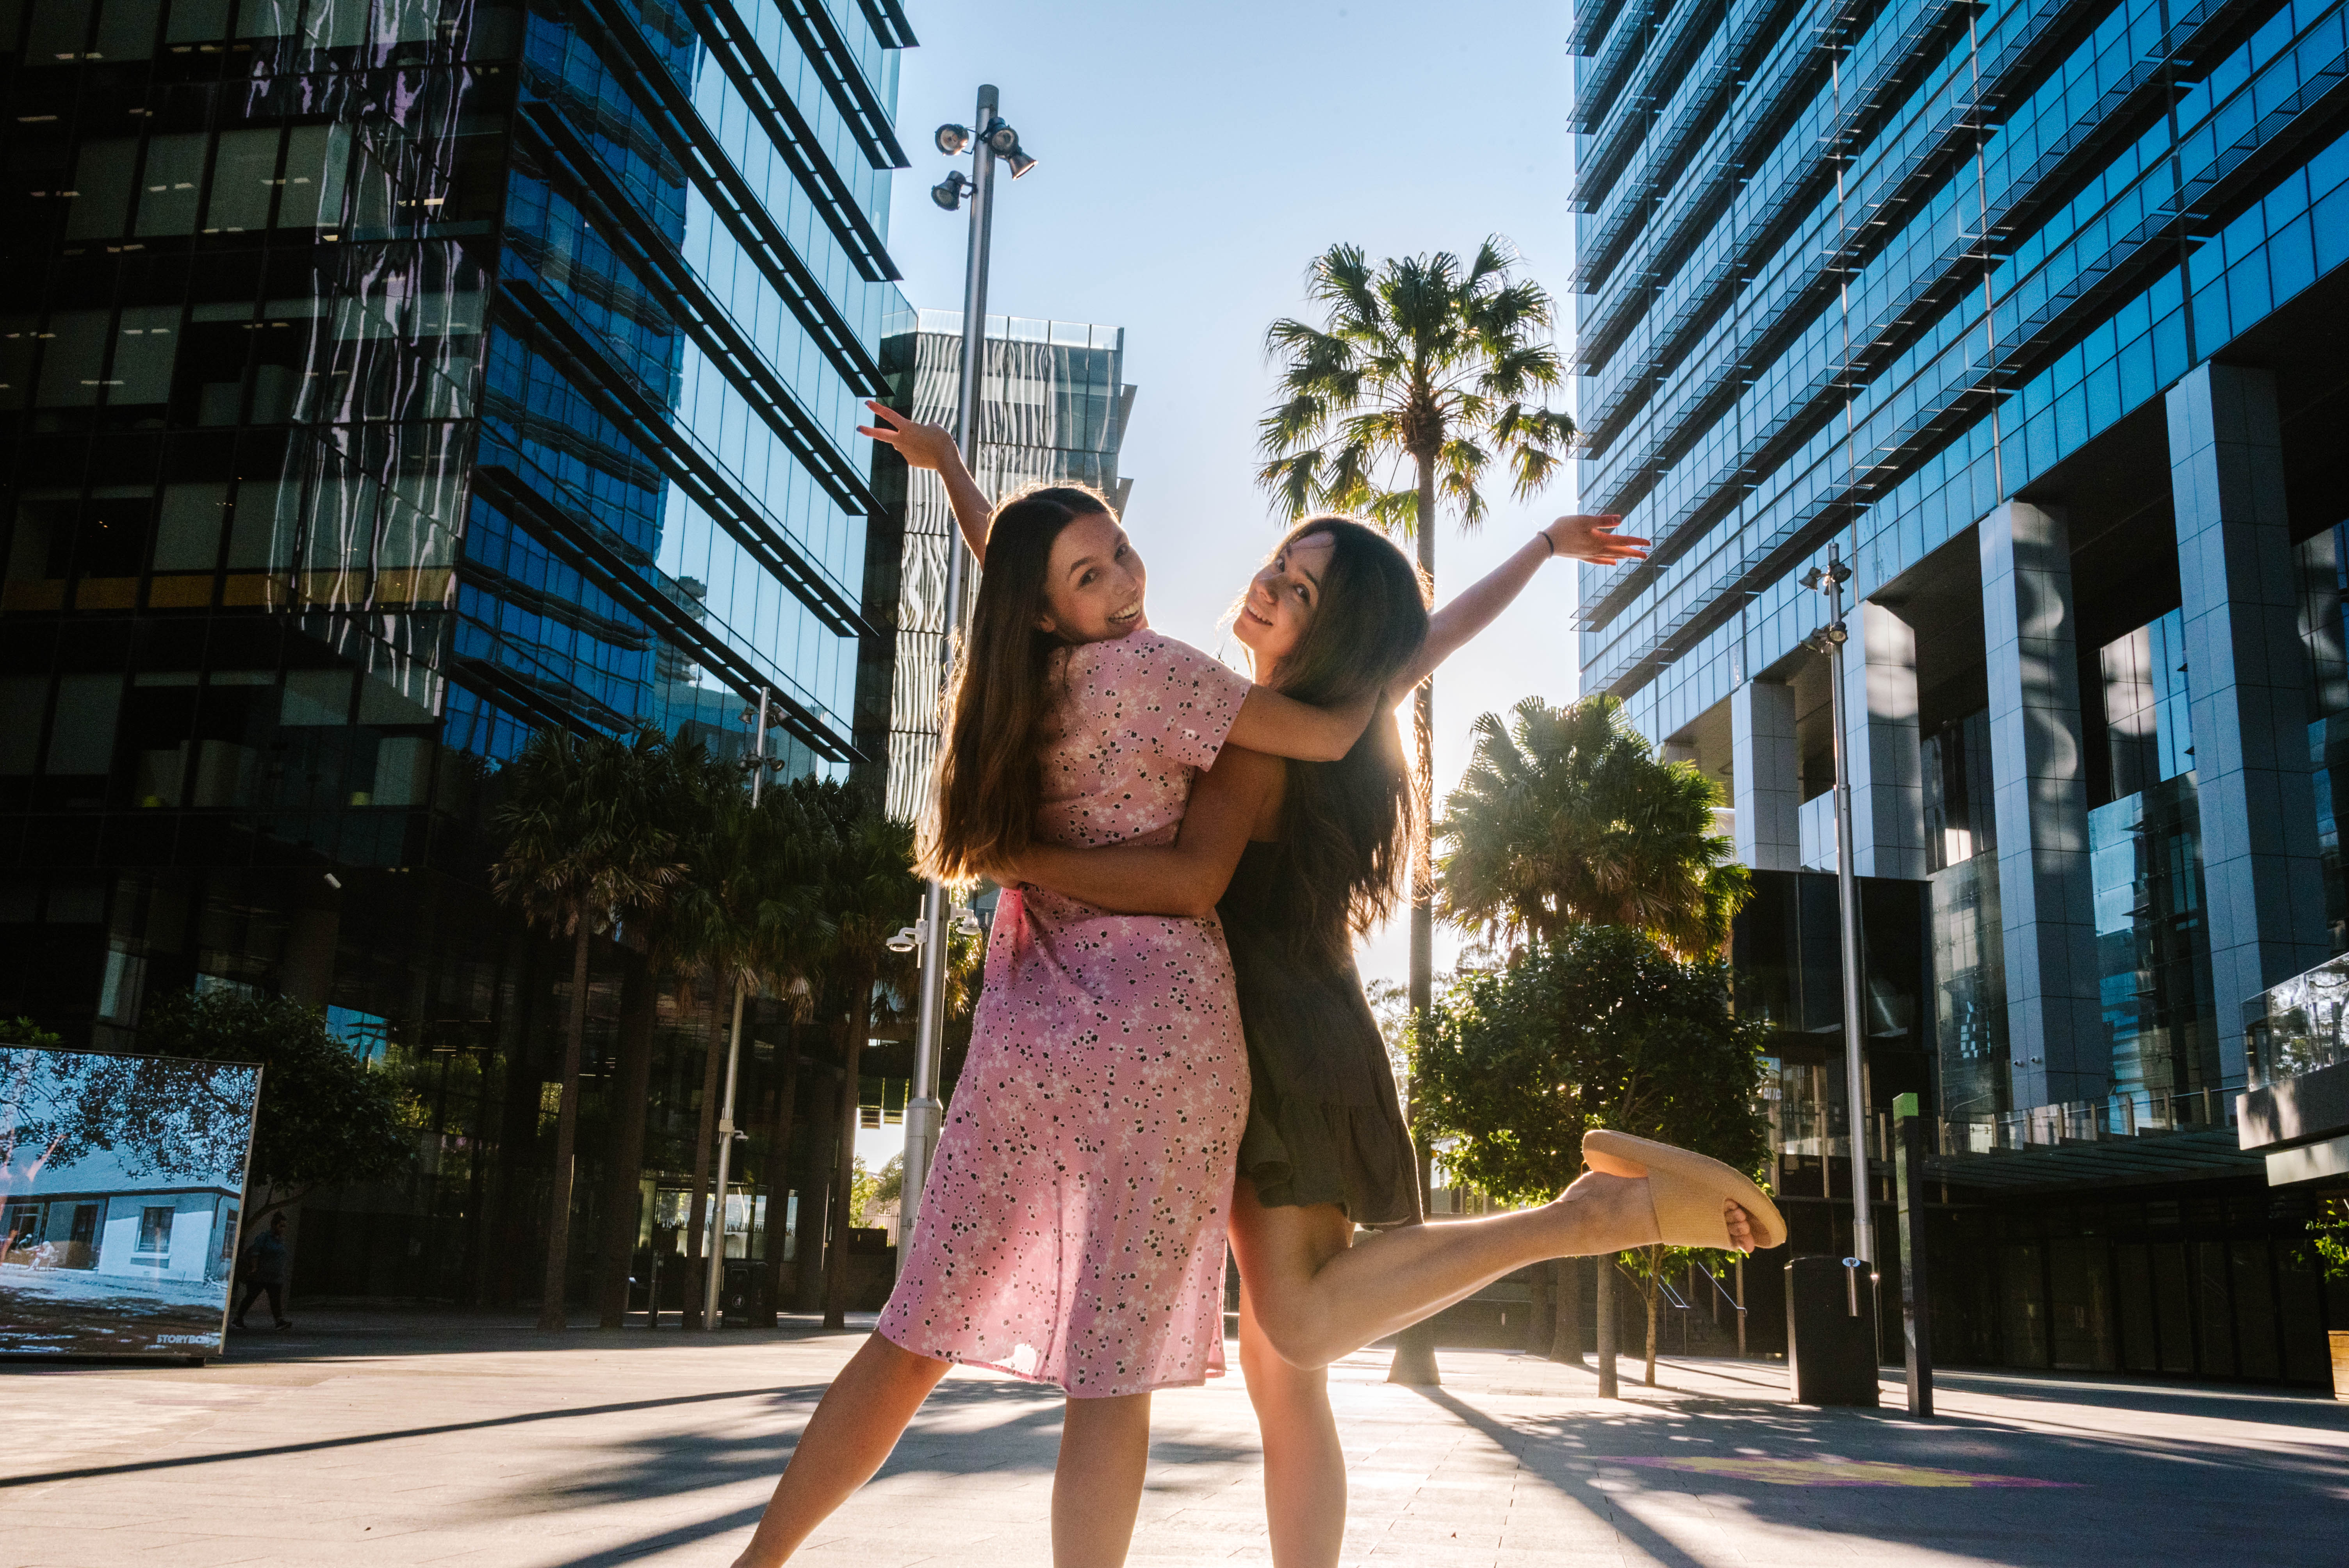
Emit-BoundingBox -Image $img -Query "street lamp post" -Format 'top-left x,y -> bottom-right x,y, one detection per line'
902,85 -> 1036,1257
1802,550 -> 1875,1274
702,686 -> 769,1328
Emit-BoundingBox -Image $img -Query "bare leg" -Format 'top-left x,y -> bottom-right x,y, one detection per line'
1230,1172 -> 1751,1370
1239,1270 -> 1347,1568
1052,1391 -> 1153,1568
731,1335 -> 951,1568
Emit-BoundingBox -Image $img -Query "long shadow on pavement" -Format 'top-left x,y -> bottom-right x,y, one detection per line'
1416,1364 -> 2349,1568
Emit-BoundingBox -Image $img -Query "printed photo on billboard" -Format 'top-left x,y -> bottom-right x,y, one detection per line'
0,1046 -> 261,1358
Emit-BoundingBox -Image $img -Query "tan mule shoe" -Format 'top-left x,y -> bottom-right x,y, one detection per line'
1583,1129 -> 1787,1253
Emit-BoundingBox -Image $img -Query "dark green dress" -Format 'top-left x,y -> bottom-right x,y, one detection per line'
1217,841 -> 1422,1226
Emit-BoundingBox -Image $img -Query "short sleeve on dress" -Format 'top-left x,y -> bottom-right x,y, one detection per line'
1064,629 -> 1251,772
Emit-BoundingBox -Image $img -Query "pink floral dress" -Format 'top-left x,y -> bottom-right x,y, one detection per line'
878,628 -> 1252,1397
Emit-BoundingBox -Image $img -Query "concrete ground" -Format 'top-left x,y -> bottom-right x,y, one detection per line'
2,1310 -> 2345,1566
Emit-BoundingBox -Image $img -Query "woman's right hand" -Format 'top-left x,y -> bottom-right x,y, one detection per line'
857,401 -> 960,472
1541,513 -> 1649,564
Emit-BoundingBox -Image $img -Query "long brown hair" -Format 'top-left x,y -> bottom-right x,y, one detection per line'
1253,517 -> 1429,950
918,485 -> 1115,884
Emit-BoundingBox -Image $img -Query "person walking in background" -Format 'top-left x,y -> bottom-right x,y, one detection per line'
233,1213 -> 293,1331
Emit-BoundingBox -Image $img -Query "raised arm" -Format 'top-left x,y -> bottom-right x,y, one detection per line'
1004,745 -> 1283,918
858,401 -> 993,559
1224,686 -> 1380,763
1392,513 -> 1650,694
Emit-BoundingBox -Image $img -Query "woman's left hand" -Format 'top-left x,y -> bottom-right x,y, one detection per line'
1542,513 -> 1649,565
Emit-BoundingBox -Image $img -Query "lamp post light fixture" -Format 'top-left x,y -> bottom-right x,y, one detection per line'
902,85 -> 1037,1265
1801,550 -> 1876,1278
702,686 -> 770,1329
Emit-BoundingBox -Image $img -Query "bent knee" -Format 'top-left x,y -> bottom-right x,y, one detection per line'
1250,1311 -> 1340,1372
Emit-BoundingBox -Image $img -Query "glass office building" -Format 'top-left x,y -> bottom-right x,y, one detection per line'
868,307 -> 1132,821
0,0 -> 914,1308
1575,0 -> 2349,1380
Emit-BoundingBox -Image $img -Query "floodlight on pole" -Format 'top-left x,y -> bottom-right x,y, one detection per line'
903,83 -> 1035,1267
1802,551 -> 1875,1276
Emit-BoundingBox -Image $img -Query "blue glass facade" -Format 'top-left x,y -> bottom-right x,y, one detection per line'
1581,0 -> 2349,1379
0,0 -> 914,1308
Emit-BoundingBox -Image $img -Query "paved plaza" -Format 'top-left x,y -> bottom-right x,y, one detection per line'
2,1310 -> 2345,1566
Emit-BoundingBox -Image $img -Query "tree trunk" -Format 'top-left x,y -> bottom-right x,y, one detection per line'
538,923 -> 592,1331
595,948 -> 656,1329
487,930 -> 541,1309
1595,1251 -> 1618,1397
794,1048 -> 840,1312
682,990 -> 725,1329
1643,1244 -> 1661,1387
1388,447 -> 1444,1390
1550,1257 -> 1583,1363
758,1025 -> 801,1327
823,962 -> 875,1329
1525,1260 -> 1551,1357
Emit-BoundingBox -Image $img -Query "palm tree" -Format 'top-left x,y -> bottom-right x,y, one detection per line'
1438,695 -> 1750,957
491,727 -> 685,1331
1260,237 -> 1575,1383
781,778 -> 919,1329
592,735 -> 734,1330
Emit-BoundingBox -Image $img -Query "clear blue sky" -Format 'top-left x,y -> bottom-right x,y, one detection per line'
884,0 -> 1586,994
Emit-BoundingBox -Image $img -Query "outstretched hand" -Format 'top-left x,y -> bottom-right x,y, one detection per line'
856,400 -> 960,472
1542,513 -> 1650,565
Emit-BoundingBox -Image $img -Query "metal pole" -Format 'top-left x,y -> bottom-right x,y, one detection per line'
703,688 -> 769,1327
1816,552 -> 1875,1268
904,84 -> 1000,1257
1894,1091 -> 1934,1417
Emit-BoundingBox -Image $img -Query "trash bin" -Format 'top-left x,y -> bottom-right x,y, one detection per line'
1785,1254 -> 1880,1407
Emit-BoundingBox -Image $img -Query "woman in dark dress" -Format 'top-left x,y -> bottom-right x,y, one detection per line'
1007,514 -> 1761,1565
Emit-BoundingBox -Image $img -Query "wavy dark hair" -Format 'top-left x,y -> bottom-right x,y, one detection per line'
1249,517 -> 1429,952
917,484 -> 1115,884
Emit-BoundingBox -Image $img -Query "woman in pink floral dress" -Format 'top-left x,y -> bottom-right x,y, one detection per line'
732,472 -> 1375,1568
878,622 -> 1255,1395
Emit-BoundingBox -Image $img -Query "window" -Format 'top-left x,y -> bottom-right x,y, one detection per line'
206,128 -> 280,234
64,140 -> 137,241
137,134 -> 208,237
112,306 -> 180,406
153,484 -> 229,571
45,674 -> 123,777
36,310 -> 110,407
136,1206 -> 173,1256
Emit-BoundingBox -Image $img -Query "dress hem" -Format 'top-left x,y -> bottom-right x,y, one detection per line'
876,1320 -> 1224,1399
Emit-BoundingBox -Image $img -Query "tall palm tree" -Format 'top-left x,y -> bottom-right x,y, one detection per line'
1438,695 -> 1750,958
781,778 -> 919,1329
593,735 -> 734,1329
1260,237 -> 1575,1383
491,727 -> 685,1331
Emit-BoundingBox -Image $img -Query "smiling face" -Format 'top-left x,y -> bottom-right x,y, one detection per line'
1232,530 -> 1336,677
1035,510 -> 1147,642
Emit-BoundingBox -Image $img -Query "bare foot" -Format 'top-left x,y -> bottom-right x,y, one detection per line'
1546,1172 -> 1758,1255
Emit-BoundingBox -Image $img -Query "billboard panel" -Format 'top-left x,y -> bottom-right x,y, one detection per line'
0,1046 -> 261,1358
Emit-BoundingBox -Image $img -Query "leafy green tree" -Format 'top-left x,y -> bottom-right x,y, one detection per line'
1439,694 -> 1749,959
1260,239 -> 1574,1383
139,988 -> 419,1238
491,727 -> 686,1330
1413,927 -> 1769,1384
